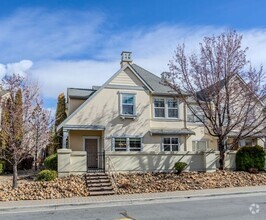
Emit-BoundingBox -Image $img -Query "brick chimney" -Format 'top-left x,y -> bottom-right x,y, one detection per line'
120,51 -> 132,68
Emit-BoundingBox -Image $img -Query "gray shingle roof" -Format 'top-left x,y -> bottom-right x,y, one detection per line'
150,129 -> 195,135
67,88 -> 97,99
0,90 -> 8,97
130,64 -> 176,94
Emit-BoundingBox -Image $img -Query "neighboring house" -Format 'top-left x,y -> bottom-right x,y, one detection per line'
57,52 -> 265,175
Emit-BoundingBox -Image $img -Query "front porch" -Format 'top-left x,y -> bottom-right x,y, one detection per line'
58,125 -> 106,176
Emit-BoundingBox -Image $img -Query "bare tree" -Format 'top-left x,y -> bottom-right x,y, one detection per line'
31,102 -> 52,171
164,31 -> 266,169
0,74 -> 51,188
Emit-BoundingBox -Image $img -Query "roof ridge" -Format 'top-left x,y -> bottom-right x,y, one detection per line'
131,63 -> 161,79
68,87 -> 95,91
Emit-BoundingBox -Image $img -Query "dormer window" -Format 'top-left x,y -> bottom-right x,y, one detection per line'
120,93 -> 136,117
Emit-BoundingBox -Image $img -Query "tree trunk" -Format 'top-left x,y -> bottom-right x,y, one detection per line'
12,163 -> 18,189
218,141 -> 225,170
35,145 -> 38,171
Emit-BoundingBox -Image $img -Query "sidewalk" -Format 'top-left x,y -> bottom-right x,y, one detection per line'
1,185 -> 266,213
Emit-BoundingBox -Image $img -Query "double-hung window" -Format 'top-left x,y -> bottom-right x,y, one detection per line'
120,93 -> 136,116
162,137 -> 179,151
192,140 -> 208,151
113,137 -> 142,151
187,105 -> 205,123
154,98 -> 178,118
154,98 -> 165,117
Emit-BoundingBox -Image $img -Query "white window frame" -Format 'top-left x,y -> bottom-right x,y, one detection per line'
187,105 -> 205,123
112,137 -> 142,151
120,93 -> 136,116
153,97 -> 179,119
161,137 -> 179,151
192,140 -> 208,151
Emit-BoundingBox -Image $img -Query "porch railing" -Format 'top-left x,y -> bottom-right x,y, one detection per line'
106,155 -> 118,193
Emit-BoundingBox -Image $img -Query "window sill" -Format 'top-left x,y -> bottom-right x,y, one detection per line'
120,115 -> 137,120
152,118 -> 182,122
187,122 -> 205,125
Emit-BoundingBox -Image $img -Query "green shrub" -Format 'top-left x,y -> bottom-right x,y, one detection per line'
236,145 -> 265,171
44,154 -> 57,170
37,169 -> 57,181
174,162 -> 187,173
0,161 -> 4,174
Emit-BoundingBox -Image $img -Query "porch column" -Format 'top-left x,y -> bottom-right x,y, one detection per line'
184,135 -> 187,151
62,129 -> 69,149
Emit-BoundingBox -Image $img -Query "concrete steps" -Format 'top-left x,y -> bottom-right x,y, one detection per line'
85,173 -> 115,196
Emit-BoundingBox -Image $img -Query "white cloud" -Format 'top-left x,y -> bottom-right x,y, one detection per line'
0,8 -> 266,103
28,26 -> 266,100
6,60 -> 33,76
31,60 -> 118,98
0,60 -> 33,78
0,64 -> 6,79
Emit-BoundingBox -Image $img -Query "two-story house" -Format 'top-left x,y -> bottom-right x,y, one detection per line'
57,52 -> 265,176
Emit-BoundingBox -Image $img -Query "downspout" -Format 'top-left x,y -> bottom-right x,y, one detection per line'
183,100 -> 187,151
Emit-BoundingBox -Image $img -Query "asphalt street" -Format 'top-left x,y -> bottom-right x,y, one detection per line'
0,192 -> 266,220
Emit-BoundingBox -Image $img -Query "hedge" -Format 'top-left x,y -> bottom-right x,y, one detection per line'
236,145 -> 265,171
44,154 -> 57,171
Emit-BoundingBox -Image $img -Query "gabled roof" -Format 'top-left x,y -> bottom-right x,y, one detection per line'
196,79 -> 226,101
57,63 -> 179,131
67,88 -> 97,99
130,64 -> 176,94
196,74 -> 264,106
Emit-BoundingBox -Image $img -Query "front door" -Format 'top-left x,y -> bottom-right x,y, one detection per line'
85,138 -> 98,169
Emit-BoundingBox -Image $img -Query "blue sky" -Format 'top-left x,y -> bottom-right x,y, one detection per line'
0,0 -> 265,110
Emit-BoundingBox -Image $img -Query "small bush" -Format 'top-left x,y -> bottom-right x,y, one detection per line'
236,145 -> 265,171
0,161 -> 4,174
44,154 -> 57,171
174,162 -> 187,174
37,169 -> 57,181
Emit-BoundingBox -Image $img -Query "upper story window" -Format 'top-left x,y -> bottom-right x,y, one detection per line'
153,97 -> 179,119
187,105 -> 205,123
120,93 -> 136,116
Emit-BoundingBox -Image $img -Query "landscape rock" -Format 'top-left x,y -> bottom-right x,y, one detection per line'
115,171 -> 266,194
0,175 -> 88,201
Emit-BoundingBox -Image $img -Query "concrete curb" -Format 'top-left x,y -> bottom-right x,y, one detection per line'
1,188 -> 266,213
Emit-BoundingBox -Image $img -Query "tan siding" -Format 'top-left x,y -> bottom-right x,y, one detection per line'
69,130 -> 103,151
68,98 -> 86,115
108,68 -> 143,86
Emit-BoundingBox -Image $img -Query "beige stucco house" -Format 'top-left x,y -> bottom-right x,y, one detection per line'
57,52 -> 265,176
